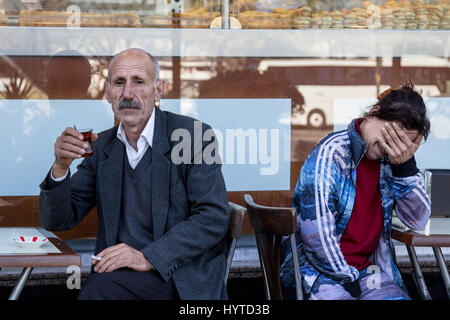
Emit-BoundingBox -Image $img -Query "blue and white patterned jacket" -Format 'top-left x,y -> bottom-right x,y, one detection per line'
281,119 -> 431,296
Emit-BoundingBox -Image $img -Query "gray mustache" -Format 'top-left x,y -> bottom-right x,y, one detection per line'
118,99 -> 141,110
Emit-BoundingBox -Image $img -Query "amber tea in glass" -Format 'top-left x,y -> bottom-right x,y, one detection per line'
79,128 -> 94,158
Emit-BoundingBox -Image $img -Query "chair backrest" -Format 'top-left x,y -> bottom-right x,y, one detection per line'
244,194 -> 301,300
224,201 -> 246,284
424,169 -> 450,217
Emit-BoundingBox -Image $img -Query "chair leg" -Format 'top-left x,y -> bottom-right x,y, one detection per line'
406,245 -> 432,300
224,239 -> 237,285
254,239 -> 271,300
290,234 -> 303,300
259,254 -> 271,300
432,246 -> 450,300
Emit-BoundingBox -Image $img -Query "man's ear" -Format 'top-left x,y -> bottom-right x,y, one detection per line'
105,82 -> 112,103
154,80 -> 165,102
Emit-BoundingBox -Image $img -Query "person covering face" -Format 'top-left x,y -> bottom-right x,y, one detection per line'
280,83 -> 431,300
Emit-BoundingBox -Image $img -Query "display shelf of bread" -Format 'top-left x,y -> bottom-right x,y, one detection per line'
6,0 -> 449,30
379,1 -> 449,29
141,14 -> 174,28
0,13 -> 8,26
230,0 -> 288,29
238,10 -> 290,29
231,0 -> 449,30
180,8 -> 220,28
19,10 -> 141,28
143,8 -> 220,28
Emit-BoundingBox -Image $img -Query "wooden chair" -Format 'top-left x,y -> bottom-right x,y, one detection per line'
224,201 -> 246,284
244,194 -> 302,300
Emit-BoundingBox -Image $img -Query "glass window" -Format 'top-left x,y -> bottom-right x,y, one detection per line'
0,0 -> 448,237
231,0 -> 449,30
0,1 -> 447,30
0,0 -> 221,29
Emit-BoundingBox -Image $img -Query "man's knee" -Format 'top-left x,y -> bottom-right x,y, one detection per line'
78,270 -> 179,300
78,272 -> 118,300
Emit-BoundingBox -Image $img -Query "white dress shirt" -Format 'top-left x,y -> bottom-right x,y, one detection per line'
116,110 -> 155,169
51,110 -> 155,181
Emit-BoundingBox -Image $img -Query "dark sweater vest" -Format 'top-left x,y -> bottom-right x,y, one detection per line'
117,147 -> 153,251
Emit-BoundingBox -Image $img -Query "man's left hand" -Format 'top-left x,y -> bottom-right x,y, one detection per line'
379,122 -> 423,165
93,243 -> 154,273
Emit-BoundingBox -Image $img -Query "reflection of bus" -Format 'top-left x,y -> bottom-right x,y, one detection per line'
290,85 -> 386,128
291,84 -> 442,128
259,57 -> 448,128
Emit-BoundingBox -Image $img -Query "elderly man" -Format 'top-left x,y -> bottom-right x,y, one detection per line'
281,83 -> 431,300
39,48 -> 230,300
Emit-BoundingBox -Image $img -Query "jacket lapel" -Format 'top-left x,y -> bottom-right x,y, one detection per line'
99,128 -> 124,247
348,119 -> 368,169
151,108 -> 171,239
347,119 -> 368,186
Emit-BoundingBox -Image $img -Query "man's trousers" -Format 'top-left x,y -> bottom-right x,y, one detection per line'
78,269 -> 179,300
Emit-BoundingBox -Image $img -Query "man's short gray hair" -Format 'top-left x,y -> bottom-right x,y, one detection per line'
108,48 -> 160,86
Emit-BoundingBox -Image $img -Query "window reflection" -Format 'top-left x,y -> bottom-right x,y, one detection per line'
0,0 -> 448,30
0,52 -> 448,209
170,55 -> 448,171
0,1 -> 447,238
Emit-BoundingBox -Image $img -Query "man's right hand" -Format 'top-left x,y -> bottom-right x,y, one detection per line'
52,127 -> 98,179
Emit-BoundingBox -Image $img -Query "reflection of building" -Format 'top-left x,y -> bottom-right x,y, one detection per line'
0,0 -> 448,238
172,56 -> 448,129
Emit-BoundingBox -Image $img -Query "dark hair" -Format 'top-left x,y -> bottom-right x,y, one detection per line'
363,82 -> 431,141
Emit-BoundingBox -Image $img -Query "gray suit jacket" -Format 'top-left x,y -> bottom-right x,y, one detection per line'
39,107 -> 230,299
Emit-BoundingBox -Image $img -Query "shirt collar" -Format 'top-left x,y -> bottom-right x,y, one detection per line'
116,108 -> 155,148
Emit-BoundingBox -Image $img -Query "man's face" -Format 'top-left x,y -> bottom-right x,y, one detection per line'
360,117 -> 420,161
106,50 -> 163,129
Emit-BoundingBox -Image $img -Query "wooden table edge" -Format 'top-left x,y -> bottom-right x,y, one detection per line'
0,237 -> 81,268
392,227 -> 450,247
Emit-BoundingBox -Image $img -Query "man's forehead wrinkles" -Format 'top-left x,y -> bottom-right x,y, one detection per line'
114,65 -> 146,73
111,65 -> 153,78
